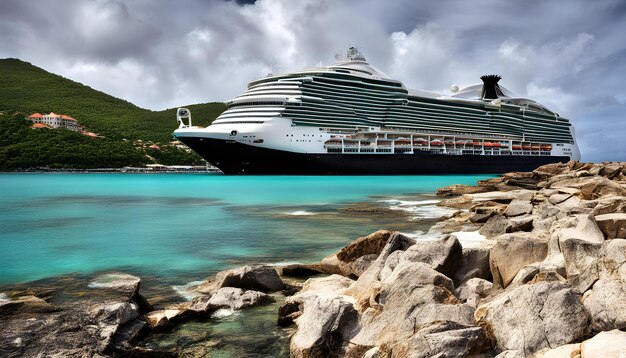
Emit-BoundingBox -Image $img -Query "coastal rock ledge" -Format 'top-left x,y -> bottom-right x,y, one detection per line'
279,161 -> 626,358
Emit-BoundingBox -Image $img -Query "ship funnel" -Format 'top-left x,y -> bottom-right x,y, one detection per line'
480,75 -> 504,100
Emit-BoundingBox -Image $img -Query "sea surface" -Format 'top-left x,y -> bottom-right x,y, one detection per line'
0,173 -> 492,355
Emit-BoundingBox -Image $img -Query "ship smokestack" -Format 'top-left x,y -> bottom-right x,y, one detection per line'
480,75 -> 503,100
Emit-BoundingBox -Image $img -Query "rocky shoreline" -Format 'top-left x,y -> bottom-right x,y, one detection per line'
2,161 -> 626,357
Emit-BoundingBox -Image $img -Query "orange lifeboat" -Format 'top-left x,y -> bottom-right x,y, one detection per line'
430,140 -> 444,147
468,141 -> 482,147
541,144 -> 553,151
531,144 -> 541,150
512,145 -> 522,150
522,143 -> 532,150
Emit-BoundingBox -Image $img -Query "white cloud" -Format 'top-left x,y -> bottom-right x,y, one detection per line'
0,0 -> 624,162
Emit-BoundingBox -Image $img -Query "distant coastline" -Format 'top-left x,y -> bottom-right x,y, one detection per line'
1,166 -> 222,174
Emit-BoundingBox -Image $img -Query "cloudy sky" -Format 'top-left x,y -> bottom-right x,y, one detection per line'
1,0 -> 625,162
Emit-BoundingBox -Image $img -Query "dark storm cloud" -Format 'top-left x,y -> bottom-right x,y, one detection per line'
0,0 -> 625,162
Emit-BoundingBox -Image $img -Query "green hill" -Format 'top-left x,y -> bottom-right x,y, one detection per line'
0,58 -> 226,143
0,58 -> 227,169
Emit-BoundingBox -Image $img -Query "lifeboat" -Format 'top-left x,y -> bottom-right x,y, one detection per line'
484,142 -> 502,148
430,140 -> 444,147
531,144 -> 541,150
468,141 -> 482,147
395,139 -> 411,146
455,140 -> 468,146
522,143 -> 532,150
541,144 -> 553,151
413,138 -> 428,146
512,145 -> 522,150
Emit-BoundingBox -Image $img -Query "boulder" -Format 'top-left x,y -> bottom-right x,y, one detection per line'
508,215 -> 534,232
534,162 -> 569,178
597,239 -> 626,281
455,278 -> 493,307
350,254 -> 378,277
390,321 -> 487,358
583,279 -> 626,331
475,281 -> 589,356
279,274 -> 355,327
595,213 -> 626,239
453,246 -> 491,285
479,214 -> 511,238
197,265 -> 284,293
504,199 -> 533,217
336,230 -> 394,262
580,330 -> 626,358
399,235 -> 463,277
592,196 -> 626,215
561,239 -> 602,292
554,214 -> 605,246
489,233 -> 549,288
190,287 -> 272,312
290,296 -> 359,358
548,193 -> 571,205
579,176 -> 626,200
344,233 -> 415,308
277,263 -> 325,277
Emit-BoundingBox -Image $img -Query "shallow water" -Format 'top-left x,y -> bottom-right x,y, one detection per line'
0,173 -> 491,286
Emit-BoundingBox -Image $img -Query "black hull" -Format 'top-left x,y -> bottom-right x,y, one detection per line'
177,137 -> 569,175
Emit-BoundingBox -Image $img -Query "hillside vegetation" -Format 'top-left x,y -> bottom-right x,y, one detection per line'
0,58 -> 227,169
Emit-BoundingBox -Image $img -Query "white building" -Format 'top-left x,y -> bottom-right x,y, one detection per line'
28,112 -> 82,131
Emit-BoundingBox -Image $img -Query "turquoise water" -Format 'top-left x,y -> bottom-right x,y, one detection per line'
0,173 -> 490,286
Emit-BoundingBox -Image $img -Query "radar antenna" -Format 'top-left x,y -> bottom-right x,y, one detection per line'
176,108 -> 192,128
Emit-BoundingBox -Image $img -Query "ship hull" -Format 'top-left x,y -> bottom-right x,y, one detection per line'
178,137 -> 570,175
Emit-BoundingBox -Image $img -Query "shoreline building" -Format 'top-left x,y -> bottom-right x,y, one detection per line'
28,112 -> 82,132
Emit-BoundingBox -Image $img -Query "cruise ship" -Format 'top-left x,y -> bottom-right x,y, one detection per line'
173,47 -> 580,174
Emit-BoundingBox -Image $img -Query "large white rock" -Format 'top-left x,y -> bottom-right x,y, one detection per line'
475,281 -> 589,356
580,330 -> 626,358
489,232 -> 549,288
583,279 -> 626,331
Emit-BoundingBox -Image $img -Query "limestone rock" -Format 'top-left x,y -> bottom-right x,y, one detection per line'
437,184 -> 490,197
197,265 -> 284,293
345,233 -> 415,308
468,189 -> 535,203
399,234 -> 463,277
548,193 -> 571,205
597,239 -> 626,281
279,274 -> 354,327
350,254 -> 379,277
561,238 -> 602,292
453,246 -> 491,285
475,281 -> 589,356
592,196 -> 626,216
595,213 -> 626,239
583,279 -> 626,331
579,176 -> 626,200
555,214 -> 605,246
336,230 -> 394,262
192,287 -> 272,312
508,215 -> 535,232
290,296 -> 359,358
455,278 -> 493,307
390,321 -> 487,358
489,233 -> 549,288
504,199 -> 533,217
580,329 -> 626,358
479,214 -> 511,238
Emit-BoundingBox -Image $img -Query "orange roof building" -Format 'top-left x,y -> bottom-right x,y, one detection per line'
28,112 -> 82,132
